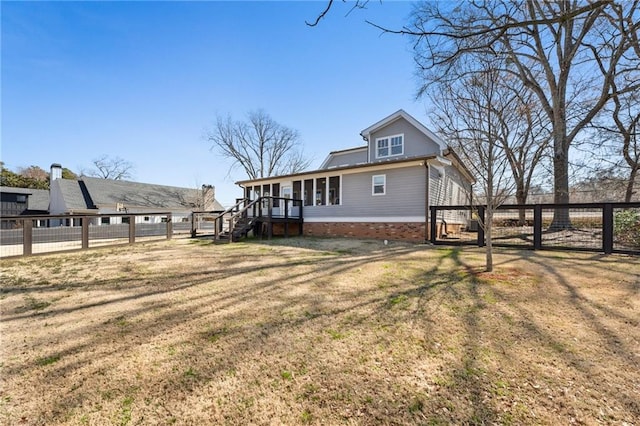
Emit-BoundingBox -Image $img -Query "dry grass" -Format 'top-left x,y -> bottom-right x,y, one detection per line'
1,237 -> 639,425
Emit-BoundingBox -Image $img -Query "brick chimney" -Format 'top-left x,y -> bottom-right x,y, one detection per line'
201,184 -> 215,210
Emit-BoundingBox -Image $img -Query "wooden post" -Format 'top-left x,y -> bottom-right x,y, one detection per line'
191,212 -> 197,238
477,206 -> 485,247
430,206 -> 437,244
23,219 -> 33,256
268,198 -> 273,240
299,202 -> 304,236
82,217 -> 89,249
533,205 -> 542,250
284,198 -> 289,238
603,204 -> 613,254
129,215 -> 135,244
166,213 -> 173,240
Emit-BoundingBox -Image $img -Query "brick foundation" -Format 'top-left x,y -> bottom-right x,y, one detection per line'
303,222 -> 428,243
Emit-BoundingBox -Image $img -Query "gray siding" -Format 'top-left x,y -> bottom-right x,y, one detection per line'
368,117 -> 441,163
304,166 -> 427,219
429,164 -> 472,225
323,149 -> 367,169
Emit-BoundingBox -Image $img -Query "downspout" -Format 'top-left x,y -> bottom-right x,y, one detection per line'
424,161 -> 430,243
435,165 -> 448,238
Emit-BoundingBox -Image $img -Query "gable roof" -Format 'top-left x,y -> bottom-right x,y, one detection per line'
79,176 -> 224,211
54,179 -> 95,210
0,186 -> 50,212
359,109 -> 446,151
52,177 -> 224,212
319,145 -> 368,169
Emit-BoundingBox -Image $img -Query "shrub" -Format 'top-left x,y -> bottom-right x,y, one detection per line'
614,210 -> 640,247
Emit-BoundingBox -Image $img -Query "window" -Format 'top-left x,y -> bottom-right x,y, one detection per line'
377,139 -> 389,157
303,180 -> 313,206
372,175 -> 386,195
16,195 -> 27,203
376,134 -> 403,158
101,217 -> 110,225
329,176 -> 340,205
315,177 -> 327,205
390,135 -> 403,155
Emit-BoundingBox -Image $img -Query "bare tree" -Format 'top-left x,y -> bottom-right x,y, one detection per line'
207,109 -> 311,180
82,155 -> 135,180
418,1 -> 639,226
434,58 -> 517,271
319,0 -> 630,226
590,89 -> 640,202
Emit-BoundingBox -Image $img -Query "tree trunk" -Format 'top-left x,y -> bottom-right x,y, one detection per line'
550,135 -> 572,230
626,166 -> 638,203
516,185 -> 527,226
485,207 -> 493,272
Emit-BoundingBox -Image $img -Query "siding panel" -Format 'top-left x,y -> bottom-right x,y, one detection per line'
304,166 -> 427,218
369,117 -> 441,162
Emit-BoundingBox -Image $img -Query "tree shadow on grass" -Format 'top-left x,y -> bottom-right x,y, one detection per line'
2,241 -> 639,424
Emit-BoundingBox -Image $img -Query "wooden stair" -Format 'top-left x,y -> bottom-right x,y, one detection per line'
218,216 -> 257,242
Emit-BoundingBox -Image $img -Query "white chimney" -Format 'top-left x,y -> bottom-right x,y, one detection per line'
50,163 -> 62,181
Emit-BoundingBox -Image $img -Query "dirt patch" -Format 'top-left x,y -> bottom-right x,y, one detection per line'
1,238 -> 639,425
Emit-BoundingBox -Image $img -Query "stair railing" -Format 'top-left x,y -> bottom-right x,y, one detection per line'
227,198 -> 262,242
210,198 -> 249,240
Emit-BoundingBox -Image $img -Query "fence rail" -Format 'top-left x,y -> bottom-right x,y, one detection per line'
430,202 -> 640,255
1,212 -> 181,258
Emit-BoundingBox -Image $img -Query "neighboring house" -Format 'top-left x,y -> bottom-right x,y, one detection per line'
48,164 -> 224,226
0,187 -> 50,228
236,109 -> 475,242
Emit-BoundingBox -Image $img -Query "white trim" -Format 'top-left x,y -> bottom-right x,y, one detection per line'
375,133 -> 404,159
372,174 -> 386,196
305,216 -> 426,223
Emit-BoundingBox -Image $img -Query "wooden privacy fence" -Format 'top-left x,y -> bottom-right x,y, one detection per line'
430,202 -> 640,255
1,212 -> 179,258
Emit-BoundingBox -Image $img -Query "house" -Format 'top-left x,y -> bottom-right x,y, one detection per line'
48,164 -> 224,226
235,110 -> 475,242
0,187 -> 50,229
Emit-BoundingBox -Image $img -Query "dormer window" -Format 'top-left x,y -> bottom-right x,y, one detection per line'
376,134 -> 404,158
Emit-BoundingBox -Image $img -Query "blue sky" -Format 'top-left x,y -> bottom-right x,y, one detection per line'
2,1 -> 428,206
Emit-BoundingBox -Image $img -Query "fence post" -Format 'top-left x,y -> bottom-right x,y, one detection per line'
534,205 -> 542,250
129,215 -> 135,244
191,212 -> 196,238
299,202 -> 304,236
477,206 -> 485,247
82,217 -> 89,249
603,204 -> 613,254
23,219 -> 33,256
166,213 -> 173,240
430,206 -> 437,244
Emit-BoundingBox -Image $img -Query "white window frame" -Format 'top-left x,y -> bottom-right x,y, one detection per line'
372,174 -> 386,196
375,133 -> 404,159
